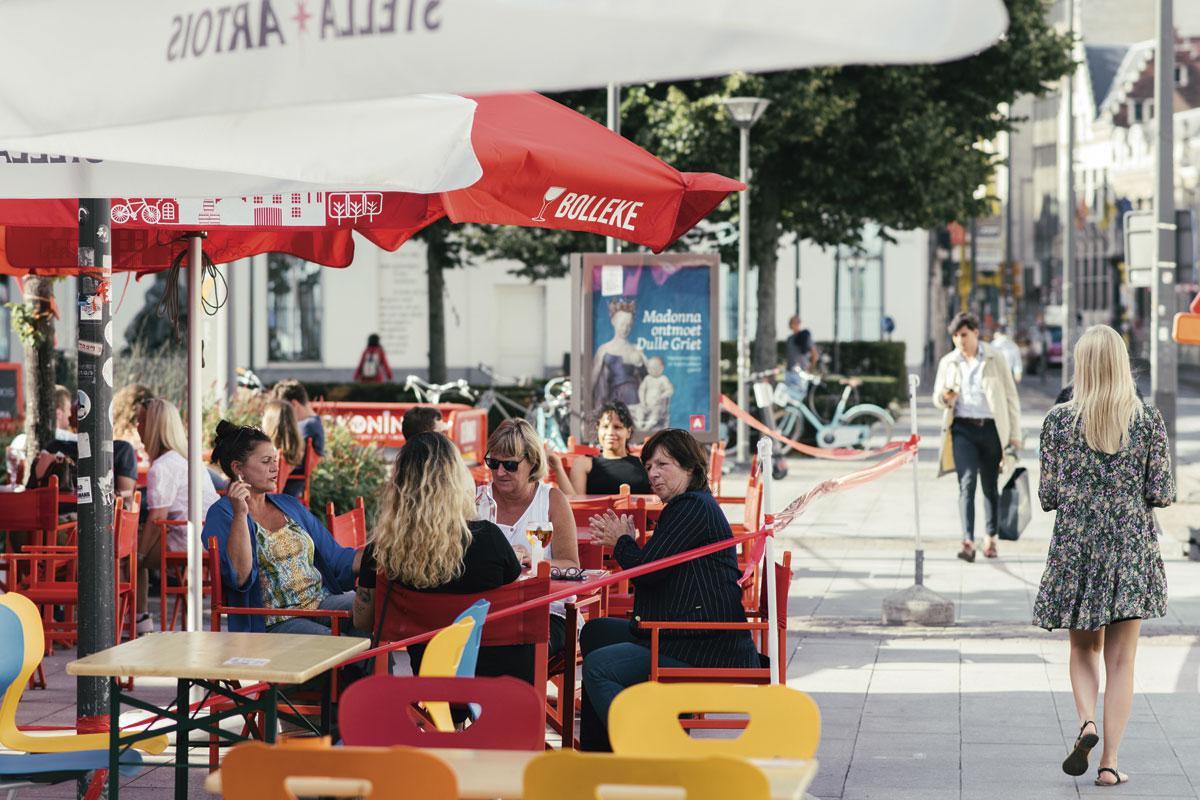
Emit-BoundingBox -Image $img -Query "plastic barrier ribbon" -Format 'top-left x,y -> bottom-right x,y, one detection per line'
720,394 -> 907,461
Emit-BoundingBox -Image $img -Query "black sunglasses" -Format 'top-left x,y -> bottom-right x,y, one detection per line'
485,456 -> 523,472
550,567 -> 585,581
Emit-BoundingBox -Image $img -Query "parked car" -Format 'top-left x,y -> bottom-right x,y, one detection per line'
1045,324 -> 1063,367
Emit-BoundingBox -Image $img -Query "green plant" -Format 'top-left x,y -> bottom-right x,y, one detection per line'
308,424 -> 390,529
115,342 -> 188,408
203,388 -> 269,449
6,301 -> 54,347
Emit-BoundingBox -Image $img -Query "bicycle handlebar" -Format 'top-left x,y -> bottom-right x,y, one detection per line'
404,374 -> 476,401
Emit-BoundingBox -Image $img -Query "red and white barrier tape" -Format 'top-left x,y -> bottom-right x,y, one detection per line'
720,394 -> 907,461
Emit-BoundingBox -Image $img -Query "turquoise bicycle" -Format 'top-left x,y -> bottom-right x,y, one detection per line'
754,367 -> 894,453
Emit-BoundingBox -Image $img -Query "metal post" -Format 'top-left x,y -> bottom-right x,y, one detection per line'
1152,0 -> 1178,481
735,125 -> 751,464
224,263 -> 237,413
908,374 -> 924,585
605,83 -> 622,256
1061,0 -> 1078,387
187,234 -> 204,631
1004,110 -> 1014,326
969,218 -> 978,316
756,436 -> 780,685
76,198 -> 114,794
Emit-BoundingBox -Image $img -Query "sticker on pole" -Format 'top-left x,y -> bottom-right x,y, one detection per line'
77,476 -> 92,505
80,295 -> 102,321
76,390 -> 91,421
78,340 -> 102,357
77,432 -> 91,460
102,359 -> 113,387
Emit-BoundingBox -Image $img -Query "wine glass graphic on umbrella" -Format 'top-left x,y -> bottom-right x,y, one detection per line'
532,186 -> 567,222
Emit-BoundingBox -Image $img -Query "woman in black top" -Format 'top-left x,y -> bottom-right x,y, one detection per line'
546,402 -> 651,496
352,432 -> 525,678
579,428 -> 759,751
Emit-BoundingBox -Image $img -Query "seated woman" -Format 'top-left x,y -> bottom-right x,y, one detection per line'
546,401 -> 651,496
262,399 -> 307,499
580,428 -> 759,751
475,419 -> 579,659
203,420 -> 362,634
135,398 -> 220,633
352,433 -> 534,679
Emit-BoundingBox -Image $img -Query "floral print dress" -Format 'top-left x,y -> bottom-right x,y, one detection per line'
1033,403 -> 1173,631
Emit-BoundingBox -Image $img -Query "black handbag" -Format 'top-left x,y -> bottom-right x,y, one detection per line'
998,466 -> 1031,541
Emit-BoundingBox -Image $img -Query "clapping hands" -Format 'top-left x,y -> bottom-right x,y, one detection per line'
588,508 -> 637,547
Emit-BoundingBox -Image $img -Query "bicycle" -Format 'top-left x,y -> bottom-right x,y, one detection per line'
531,377 -> 571,452
754,366 -> 894,453
403,374 -> 476,405
474,364 -> 535,423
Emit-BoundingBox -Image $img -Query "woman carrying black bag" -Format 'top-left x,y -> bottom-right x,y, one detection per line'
1033,325 -> 1172,787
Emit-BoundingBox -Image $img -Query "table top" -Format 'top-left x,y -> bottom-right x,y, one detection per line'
67,631 -> 370,684
205,748 -> 816,800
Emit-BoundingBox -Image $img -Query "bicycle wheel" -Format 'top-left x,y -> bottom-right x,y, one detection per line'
841,408 -> 892,451
775,408 -> 805,455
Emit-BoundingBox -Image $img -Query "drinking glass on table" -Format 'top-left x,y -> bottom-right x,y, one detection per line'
524,521 -> 553,570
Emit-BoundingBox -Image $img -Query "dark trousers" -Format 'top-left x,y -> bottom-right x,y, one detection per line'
951,418 -> 1002,541
579,617 -> 688,752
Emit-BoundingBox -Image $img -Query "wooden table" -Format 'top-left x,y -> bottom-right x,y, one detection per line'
205,748 -> 818,799
68,631 -> 369,800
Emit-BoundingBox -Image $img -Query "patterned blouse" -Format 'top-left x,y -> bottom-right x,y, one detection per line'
255,518 -> 328,627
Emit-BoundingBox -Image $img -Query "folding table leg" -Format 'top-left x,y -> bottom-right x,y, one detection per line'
108,677 -> 120,800
175,680 -> 189,800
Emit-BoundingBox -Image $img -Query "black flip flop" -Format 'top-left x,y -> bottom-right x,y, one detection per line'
1095,767 -> 1126,786
1062,721 -> 1099,776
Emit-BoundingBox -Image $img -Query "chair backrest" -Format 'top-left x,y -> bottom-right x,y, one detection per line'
326,496 -> 367,549
523,751 -> 769,800
743,479 -> 764,532
113,494 -> 140,565
708,442 -> 725,493
208,536 -> 229,632
569,496 -> 614,528
609,683 -> 821,759
339,675 -> 544,750
274,449 -> 291,494
0,604 -> 24,712
453,599 -> 490,679
300,439 -> 319,506
0,477 -> 59,532
220,741 -> 458,800
418,617 -> 475,732
375,572 -> 550,649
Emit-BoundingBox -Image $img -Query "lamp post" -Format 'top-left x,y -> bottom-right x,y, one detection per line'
722,96 -> 770,464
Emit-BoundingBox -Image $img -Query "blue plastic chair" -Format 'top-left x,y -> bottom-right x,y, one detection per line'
0,603 -> 144,796
452,599 -> 490,679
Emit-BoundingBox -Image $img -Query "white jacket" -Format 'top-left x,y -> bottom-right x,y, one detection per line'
932,343 -> 1022,473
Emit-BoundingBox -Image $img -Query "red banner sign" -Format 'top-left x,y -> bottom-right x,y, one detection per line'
312,401 -> 487,464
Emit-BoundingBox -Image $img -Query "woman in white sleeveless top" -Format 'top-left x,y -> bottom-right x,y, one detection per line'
476,420 -> 579,657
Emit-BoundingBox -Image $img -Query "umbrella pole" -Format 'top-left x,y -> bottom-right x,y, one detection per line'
187,233 -> 204,632
756,436 -> 780,685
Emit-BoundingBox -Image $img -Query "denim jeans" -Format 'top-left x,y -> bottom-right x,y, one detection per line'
951,418 -> 1002,541
579,617 -> 688,752
267,590 -> 364,637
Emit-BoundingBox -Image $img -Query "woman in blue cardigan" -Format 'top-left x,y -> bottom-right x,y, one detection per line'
203,420 -> 362,634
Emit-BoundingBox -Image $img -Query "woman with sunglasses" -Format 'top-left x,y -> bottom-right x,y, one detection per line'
203,420 -> 363,635
477,419 -> 579,658
546,402 -> 651,497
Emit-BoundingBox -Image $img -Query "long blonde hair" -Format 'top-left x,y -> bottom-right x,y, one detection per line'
113,384 -> 154,441
1068,325 -> 1142,454
370,432 -> 476,589
142,398 -> 187,462
262,400 -> 304,467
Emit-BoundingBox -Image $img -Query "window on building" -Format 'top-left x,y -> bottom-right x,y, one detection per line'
267,254 -> 323,362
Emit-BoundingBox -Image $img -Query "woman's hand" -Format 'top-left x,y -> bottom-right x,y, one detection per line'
543,443 -> 562,472
588,509 -> 636,548
512,543 -> 531,567
1009,439 -> 1021,452
227,479 -> 251,517
942,389 -> 958,405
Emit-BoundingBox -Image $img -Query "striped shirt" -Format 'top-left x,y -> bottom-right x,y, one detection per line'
613,489 -> 759,669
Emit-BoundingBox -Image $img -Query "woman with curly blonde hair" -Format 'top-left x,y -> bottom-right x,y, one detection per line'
113,383 -> 154,457
352,432 -> 524,679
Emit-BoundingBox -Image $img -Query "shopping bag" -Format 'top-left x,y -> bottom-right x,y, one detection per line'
998,466 -> 1031,541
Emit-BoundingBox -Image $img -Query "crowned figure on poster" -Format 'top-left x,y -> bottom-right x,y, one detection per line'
591,297 -> 648,410
633,356 -> 673,432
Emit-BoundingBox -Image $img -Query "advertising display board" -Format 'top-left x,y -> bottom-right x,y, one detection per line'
570,253 -> 720,443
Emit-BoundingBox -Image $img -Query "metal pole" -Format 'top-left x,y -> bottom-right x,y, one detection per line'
756,436 -> 780,685
907,374 -> 924,585
736,125 -> 751,464
224,263 -> 237,413
1152,0 -> 1178,480
969,218 -> 978,317
187,234 -> 204,631
1004,109 -> 1014,326
76,198 -> 114,796
605,83 -> 622,256
1061,0 -> 1078,387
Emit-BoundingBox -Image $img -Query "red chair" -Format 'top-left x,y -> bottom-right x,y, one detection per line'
0,477 -> 75,591
643,551 -> 794,692
326,497 -> 366,549
339,675 -> 545,750
374,567 -> 551,730
155,518 -> 211,632
273,449 -> 293,495
299,440 -> 319,507
707,442 -> 726,494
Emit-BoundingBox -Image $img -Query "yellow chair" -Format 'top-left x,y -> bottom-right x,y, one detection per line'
0,592 -> 167,755
220,741 -> 457,800
524,750 -> 770,800
609,683 -> 821,760
416,616 -> 475,732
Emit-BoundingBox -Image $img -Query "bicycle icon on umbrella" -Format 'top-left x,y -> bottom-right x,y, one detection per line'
111,198 -> 164,225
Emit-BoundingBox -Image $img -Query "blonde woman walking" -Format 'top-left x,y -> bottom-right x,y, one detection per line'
1033,326 -> 1173,787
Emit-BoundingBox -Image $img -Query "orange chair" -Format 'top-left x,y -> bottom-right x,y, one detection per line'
155,518 -> 211,632
707,442 -> 726,494
219,741 -> 458,800
299,439 -> 319,507
326,496 -> 367,549
643,551 -> 793,694
273,449 -> 292,495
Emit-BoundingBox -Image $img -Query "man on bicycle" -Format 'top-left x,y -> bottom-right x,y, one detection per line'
784,315 -> 818,402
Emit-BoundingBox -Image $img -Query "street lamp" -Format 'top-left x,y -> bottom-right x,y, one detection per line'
722,96 -> 770,464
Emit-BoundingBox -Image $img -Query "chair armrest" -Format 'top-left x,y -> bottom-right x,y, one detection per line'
213,607 -> 351,620
636,620 -> 768,632
714,494 -> 746,505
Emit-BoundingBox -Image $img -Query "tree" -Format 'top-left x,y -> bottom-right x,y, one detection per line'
8,277 -> 58,464
476,0 -> 1074,371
